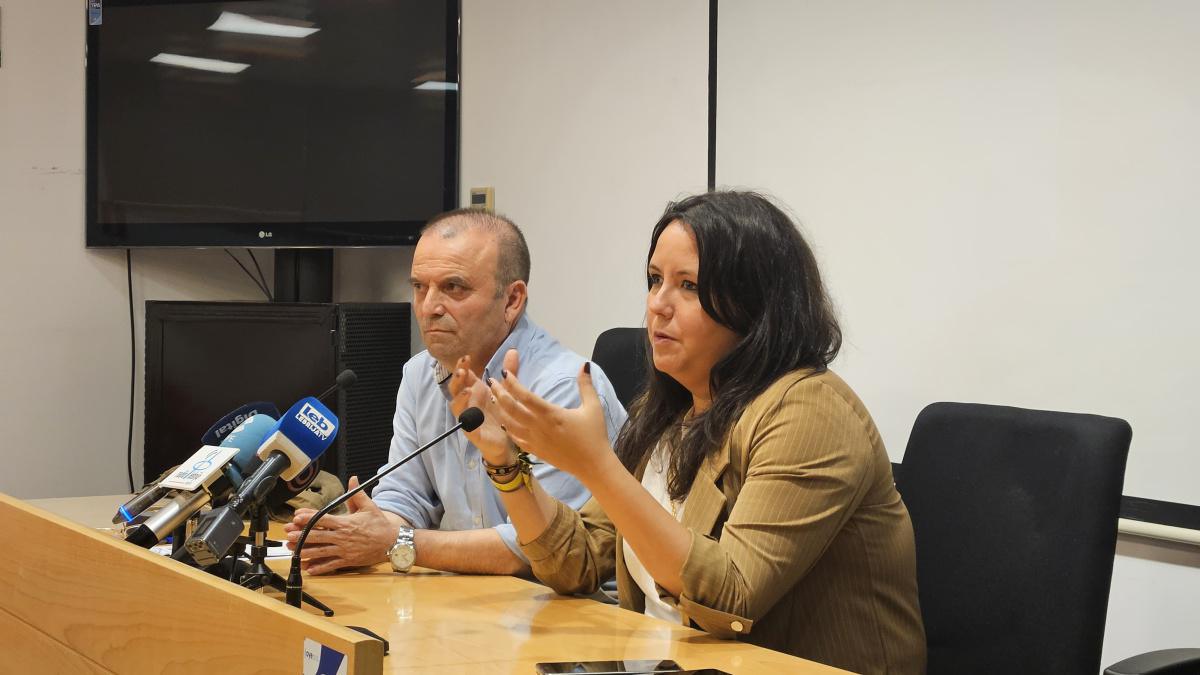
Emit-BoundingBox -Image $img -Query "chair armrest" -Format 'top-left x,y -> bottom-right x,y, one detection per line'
1105,648 -> 1200,675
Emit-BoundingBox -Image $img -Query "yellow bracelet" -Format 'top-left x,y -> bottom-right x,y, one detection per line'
491,470 -> 530,493
491,449 -> 534,492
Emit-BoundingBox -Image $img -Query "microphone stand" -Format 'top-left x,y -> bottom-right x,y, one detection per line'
167,510 -> 335,616
236,503 -> 334,616
285,408 -> 483,611
169,521 -> 188,559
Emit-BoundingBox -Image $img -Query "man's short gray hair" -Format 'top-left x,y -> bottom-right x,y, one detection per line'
420,209 -> 531,292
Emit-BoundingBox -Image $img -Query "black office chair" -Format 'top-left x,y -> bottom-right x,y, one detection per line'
1105,649 -> 1200,675
895,402 -> 1131,675
589,327 -> 650,604
590,327 -> 650,410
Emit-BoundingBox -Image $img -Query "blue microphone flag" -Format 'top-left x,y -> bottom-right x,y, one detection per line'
201,401 -> 280,446
221,413 -> 279,484
256,397 -> 338,480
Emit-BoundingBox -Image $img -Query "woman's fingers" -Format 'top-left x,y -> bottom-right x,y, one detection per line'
488,378 -> 553,454
576,362 -> 602,412
491,349 -> 553,420
502,349 -> 521,379
496,366 -> 554,415
488,376 -> 535,430
503,429 -> 534,452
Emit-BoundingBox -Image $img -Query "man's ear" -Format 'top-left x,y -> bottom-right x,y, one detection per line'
503,280 -> 528,324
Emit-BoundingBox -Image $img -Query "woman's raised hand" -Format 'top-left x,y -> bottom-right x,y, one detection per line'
447,354 -> 517,467
487,348 -> 613,478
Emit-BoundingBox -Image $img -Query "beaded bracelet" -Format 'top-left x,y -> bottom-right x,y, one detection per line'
486,449 -> 536,493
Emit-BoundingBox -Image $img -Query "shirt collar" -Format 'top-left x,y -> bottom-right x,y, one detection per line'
432,361 -> 453,386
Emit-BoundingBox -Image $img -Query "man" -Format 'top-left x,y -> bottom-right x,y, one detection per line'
285,209 -> 626,575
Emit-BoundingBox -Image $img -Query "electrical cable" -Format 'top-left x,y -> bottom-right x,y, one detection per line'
246,249 -> 273,302
126,249 -> 136,493
223,249 -> 272,301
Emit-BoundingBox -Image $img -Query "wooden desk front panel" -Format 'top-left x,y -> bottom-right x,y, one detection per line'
27,495 -> 846,674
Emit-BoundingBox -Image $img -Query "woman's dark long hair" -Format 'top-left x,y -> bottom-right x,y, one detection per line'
615,191 -> 842,501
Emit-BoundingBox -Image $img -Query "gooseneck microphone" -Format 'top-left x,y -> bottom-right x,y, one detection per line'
316,369 -> 357,404
285,407 -> 484,610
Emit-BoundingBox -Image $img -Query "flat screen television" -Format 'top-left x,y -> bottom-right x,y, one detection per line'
86,0 -> 459,248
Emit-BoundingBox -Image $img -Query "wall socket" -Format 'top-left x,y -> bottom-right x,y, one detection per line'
469,187 -> 495,212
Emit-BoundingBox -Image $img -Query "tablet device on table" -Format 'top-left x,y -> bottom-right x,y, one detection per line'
534,661 -> 730,675
534,660 -> 681,674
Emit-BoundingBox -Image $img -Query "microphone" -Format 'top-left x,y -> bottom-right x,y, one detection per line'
316,368 -> 357,404
221,411 -> 320,510
112,482 -> 171,525
200,401 -> 281,447
123,490 -> 217,549
123,414 -> 278,548
285,407 -> 483,609
185,397 -> 339,567
233,371 -> 354,508
113,401 -> 281,525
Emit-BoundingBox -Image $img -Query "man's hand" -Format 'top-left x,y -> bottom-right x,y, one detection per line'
447,354 -> 518,467
283,476 -> 400,575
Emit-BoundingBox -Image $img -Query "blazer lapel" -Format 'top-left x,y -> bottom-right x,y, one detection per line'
680,443 -> 730,536
618,450 -> 657,613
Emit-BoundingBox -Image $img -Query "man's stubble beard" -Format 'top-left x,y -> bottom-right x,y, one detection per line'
422,298 -> 512,371
422,331 -> 465,371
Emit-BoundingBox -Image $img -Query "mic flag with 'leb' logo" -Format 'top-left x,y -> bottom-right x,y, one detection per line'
298,401 -> 334,440
255,396 -> 338,481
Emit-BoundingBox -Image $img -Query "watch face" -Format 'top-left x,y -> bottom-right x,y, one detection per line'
389,526 -> 416,571
390,544 -> 416,571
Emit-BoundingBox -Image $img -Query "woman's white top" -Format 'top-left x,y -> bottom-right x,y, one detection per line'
622,443 -> 686,623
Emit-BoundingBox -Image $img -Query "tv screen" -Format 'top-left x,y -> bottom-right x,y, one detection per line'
86,0 -> 458,248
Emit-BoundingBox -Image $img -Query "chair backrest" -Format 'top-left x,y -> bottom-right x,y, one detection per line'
896,402 -> 1131,675
590,327 -> 650,410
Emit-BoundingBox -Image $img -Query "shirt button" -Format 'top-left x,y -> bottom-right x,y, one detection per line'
467,460 -> 477,470
730,620 -> 744,632
473,516 -> 482,526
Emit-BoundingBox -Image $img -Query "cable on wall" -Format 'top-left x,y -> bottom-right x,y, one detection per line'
224,248 -> 273,301
707,0 -> 718,191
126,249 -> 136,492
246,249 -> 272,300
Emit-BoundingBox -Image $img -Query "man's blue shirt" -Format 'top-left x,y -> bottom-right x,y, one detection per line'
371,314 -> 628,561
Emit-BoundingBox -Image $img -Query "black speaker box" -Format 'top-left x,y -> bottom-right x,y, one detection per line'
144,301 -> 410,487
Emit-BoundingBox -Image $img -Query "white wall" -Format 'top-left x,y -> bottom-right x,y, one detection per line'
10,0 -> 1175,669
715,0 -> 1199,666
0,0 -> 275,499
1108,535 -> 1200,665
0,0 -> 708,496
459,0 -> 709,357
341,0 -> 712,357
718,0 -> 1200,507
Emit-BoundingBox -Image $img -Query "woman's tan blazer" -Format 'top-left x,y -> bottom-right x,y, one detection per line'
522,369 -> 926,674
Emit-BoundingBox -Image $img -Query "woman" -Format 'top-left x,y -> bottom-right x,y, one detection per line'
458,191 -> 925,673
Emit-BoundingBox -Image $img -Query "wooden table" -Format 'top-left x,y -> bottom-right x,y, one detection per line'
30,495 -> 847,674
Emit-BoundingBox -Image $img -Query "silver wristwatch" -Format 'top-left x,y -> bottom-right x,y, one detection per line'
388,525 -> 416,573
